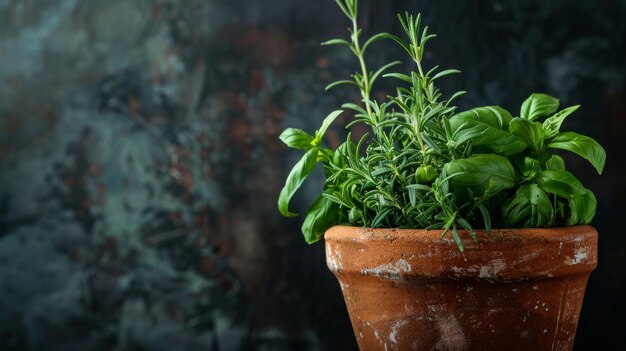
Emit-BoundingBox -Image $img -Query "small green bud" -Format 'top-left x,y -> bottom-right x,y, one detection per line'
415,165 -> 437,184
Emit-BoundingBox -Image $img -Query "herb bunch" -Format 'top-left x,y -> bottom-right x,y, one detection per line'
278,0 -> 606,251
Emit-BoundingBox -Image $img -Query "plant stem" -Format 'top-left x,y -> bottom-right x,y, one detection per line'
351,17 -> 376,130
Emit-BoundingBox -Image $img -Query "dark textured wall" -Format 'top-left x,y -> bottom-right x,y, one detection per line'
0,1 -> 624,350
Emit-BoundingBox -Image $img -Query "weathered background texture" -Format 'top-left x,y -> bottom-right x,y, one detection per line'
1,0 -> 625,350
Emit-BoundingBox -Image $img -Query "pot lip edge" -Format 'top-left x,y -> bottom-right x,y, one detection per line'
324,224 -> 597,242
323,225 -> 599,277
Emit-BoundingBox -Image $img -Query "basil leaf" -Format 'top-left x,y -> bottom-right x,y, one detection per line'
567,188 -> 597,225
536,169 -> 586,197
509,118 -> 544,152
278,148 -> 319,217
332,140 -> 355,168
301,194 -> 339,244
520,93 -> 560,121
547,132 -> 606,174
542,105 -> 580,139
503,184 -> 554,227
316,110 -> 344,142
545,155 -> 565,170
444,154 -> 516,198
522,157 -> 541,181
450,106 -> 526,154
523,157 -> 541,173
279,128 -> 315,150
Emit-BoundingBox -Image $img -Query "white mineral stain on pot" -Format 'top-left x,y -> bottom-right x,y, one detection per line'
478,259 -> 505,279
449,259 -> 505,279
515,248 -> 543,264
361,258 -> 412,277
326,245 -> 344,272
568,247 -> 588,264
433,316 -> 468,349
428,305 -> 468,349
389,319 -> 409,344
403,302 -> 413,312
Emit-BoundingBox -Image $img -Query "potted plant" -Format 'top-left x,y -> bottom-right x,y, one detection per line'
278,0 -> 606,349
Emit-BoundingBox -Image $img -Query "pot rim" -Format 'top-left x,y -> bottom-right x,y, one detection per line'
324,225 -> 598,281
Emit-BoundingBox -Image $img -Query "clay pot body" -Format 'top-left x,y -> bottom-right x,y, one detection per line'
325,225 -> 597,351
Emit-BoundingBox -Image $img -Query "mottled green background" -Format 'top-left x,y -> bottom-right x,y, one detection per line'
1,0 -> 624,350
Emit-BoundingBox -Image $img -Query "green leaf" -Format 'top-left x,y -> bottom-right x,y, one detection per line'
371,207 -> 393,227
325,80 -> 359,91
503,184 -> 554,227
477,203 -> 491,235
371,167 -> 392,177
406,184 -> 432,191
333,0 -> 352,19
370,61 -> 402,86
456,218 -> 477,242
406,183 -> 431,205
431,69 -> 461,81
536,169 -> 586,197
332,140 -> 355,168
277,148 -> 319,217
520,93 -> 560,121
543,105 -> 580,139
383,72 -> 412,83
450,106 -> 527,154
522,157 -> 541,181
547,132 -> 606,174
451,224 -> 464,252
321,38 -> 352,47
301,194 -> 340,244
362,32 -> 389,52
378,33 -> 411,55
509,118 -> 544,152
567,188 -> 597,225
523,157 -> 541,173
315,110 -> 343,142
446,91 -> 467,106
341,103 -> 367,115
443,154 -> 516,198
545,155 -> 565,170
279,128 -> 315,150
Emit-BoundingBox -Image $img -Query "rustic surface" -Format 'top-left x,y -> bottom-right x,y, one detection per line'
326,226 -> 598,350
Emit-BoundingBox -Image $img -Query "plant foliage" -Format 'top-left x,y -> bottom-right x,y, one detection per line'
277,0 -> 606,251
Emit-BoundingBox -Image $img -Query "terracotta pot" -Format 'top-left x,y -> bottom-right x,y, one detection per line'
325,225 -> 597,351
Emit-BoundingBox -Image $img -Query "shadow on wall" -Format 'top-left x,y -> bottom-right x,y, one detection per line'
0,0 -> 625,350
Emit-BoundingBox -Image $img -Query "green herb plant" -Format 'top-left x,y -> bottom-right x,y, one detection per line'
277,0 -> 606,251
